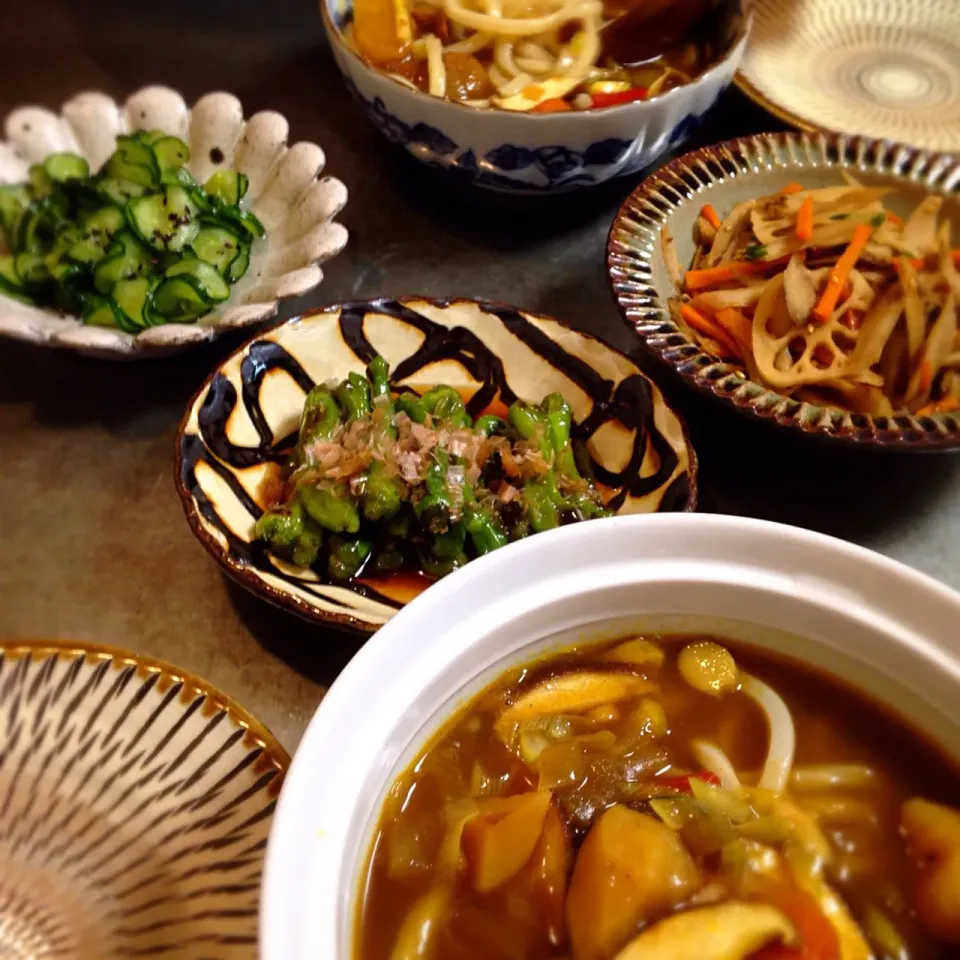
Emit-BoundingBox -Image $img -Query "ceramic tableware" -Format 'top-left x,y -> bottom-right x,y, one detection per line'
260,511 -> 960,959
175,297 -> 697,632
319,0 -> 749,193
0,85 -> 348,358
0,639 -> 288,959
737,0 -> 960,152
607,130 -> 960,448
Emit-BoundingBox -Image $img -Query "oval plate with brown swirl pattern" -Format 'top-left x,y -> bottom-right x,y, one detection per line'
175,298 -> 697,633
0,639 -> 288,959
608,131 -> 960,450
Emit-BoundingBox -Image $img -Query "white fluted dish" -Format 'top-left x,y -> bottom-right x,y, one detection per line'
737,0 -> 960,151
0,86 -> 349,358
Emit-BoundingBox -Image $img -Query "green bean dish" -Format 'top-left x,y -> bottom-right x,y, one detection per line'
0,133 -> 263,331
256,355 -> 613,584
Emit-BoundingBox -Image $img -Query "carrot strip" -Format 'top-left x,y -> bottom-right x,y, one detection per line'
812,224 -> 873,324
683,253 -> 799,293
780,182 -> 804,195
762,882 -> 840,960
908,250 -> 960,269
887,212 -> 903,226
701,203 -> 722,229
919,359 -> 934,394
680,304 -> 741,358
917,397 -> 960,415
795,196 -> 814,242
530,98 -> 572,113
714,307 -> 752,354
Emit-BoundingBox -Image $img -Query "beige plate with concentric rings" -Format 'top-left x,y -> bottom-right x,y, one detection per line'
736,0 -> 960,151
0,639 -> 288,959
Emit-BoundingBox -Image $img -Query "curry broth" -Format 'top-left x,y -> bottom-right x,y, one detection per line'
355,635 -> 960,960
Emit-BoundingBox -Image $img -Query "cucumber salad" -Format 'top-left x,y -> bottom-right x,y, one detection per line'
0,132 -> 264,331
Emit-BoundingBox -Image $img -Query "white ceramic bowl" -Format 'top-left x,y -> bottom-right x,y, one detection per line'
320,0 -> 749,193
261,512 -> 960,960
0,86 -> 348,358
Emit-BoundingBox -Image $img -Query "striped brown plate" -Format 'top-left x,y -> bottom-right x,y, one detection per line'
175,298 -> 697,634
0,639 -> 288,959
607,131 -> 960,449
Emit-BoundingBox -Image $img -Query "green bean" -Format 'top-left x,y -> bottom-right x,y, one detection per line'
298,385 -> 341,454
298,482 -> 361,534
327,534 -> 373,580
465,506 -> 508,556
255,503 -> 306,551
369,540 -> 405,575
415,449 -> 454,534
473,414 -> 506,438
429,521 -> 467,559
366,355 -> 391,401
508,401 -> 553,458
395,392 -> 427,423
291,520 -> 324,567
522,472 -> 560,532
336,371 -> 372,421
386,507 -> 414,538
362,460 -> 403,522
420,386 -> 471,428
256,501 -> 324,567
541,393 -> 580,479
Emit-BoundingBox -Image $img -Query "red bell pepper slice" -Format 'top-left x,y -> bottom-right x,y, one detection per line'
589,88 -> 648,108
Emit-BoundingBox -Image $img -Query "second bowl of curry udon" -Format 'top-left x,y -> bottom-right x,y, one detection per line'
261,513 -> 960,960
320,0 -> 747,192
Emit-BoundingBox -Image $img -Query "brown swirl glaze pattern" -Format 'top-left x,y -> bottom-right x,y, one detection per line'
175,299 -> 697,633
0,641 -> 288,959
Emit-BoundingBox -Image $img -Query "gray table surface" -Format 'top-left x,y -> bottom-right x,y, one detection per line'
1,0 -> 958,753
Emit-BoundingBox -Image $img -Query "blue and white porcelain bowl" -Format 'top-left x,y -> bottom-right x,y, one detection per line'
320,0 -> 749,193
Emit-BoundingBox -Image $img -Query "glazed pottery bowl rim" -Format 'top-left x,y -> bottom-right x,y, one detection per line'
174,296 -> 698,635
260,512 -> 960,960
0,84 -> 349,358
319,0 -> 751,121
0,636 -> 290,769
606,129 -> 960,450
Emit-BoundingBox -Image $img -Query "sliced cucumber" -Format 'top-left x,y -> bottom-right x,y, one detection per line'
151,136 -> 190,176
161,166 -> 197,188
153,275 -> 208,322
226,242 -> 251,283
127,185 -> 200,253
165,256 -> 230,302
133,130 -> 168,146
29,164 -> 54,199
191,226 -> 244,274
207,200 -> 264,240
204,169 -> 249,206
82,295 -> 124,329
14,251 -> 51,288
105,136 -> 159,188
98,177 -> 147,206
111,275 -> 154,329
92,231 -> 153,293
0,184 -> 30,239
43,153 -> 90,182
0,255 -> 34,302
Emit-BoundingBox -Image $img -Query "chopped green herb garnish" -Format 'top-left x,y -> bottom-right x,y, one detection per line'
829,213 -> 848,221
744,243 -> 768,261
869,213 -> 886,227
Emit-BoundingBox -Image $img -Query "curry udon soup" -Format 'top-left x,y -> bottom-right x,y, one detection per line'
356,635 -> 960,960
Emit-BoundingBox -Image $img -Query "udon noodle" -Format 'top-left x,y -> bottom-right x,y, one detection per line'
345,0 -> 723,110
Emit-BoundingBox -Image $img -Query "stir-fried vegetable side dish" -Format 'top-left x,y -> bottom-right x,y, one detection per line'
346,0 -> 727,112
0,134 -> 263,331
255,356 -> 611,583
666,179 -> 960,416
357,635 -> 960,960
